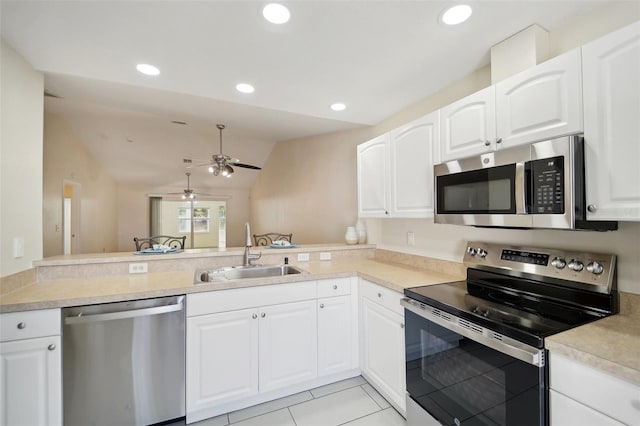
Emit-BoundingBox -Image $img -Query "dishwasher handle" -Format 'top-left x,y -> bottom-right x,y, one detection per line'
65,297 -> 184,325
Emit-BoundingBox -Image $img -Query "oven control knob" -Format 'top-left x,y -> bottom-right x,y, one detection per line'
568,259 -> 584,272
467,247 -> 477,256
551,257 -> 566,269
477,248 -> 488,258
587,261 -> 604,275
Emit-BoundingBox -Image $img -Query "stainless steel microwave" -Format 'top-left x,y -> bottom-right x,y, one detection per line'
434,135 -> 617,230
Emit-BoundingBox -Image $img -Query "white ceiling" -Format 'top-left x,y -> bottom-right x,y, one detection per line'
0,0 -> 610,190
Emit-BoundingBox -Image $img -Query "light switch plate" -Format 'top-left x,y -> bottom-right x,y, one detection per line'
320,252 -> 332,260
407,231 -> 415,246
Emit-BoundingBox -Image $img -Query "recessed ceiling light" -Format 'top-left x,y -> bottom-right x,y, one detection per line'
263,3 -> 290,24
236,83 -> 255,94
441,4 -> 472,25
330,103 -> 346,112
136,63 -> 160,76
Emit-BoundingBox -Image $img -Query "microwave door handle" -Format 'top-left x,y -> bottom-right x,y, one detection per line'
515,162 -> 527,214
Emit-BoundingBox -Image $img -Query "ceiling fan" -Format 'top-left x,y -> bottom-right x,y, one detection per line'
166,172 -> 211,200
191,124 -> 261,178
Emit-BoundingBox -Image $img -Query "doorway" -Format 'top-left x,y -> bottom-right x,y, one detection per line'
63,181 -> 81,255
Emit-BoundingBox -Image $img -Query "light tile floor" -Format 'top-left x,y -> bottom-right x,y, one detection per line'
171,376 -> 406,426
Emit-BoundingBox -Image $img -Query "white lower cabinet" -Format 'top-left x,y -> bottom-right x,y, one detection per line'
359,280 -> 406,416
186,308 -> 260,413
317,295 -> 352,377
258,300 -> 317,392
186,279 -> 357,423
549,351 -> 640,426
0,309 -> 62,426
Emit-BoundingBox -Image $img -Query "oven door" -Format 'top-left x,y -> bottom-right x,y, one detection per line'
402,298 -> 547,426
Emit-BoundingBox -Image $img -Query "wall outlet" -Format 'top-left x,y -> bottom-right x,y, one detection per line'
297,253 -> 310,262
320,252 -> 332,260
129,263 -> 148,274
407,231 -> 415,246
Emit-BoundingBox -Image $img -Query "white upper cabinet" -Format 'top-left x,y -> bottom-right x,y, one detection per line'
440,86 -> 497,162
357,134 -> 389,217
496,48 -> 583,149
388,111 -> 439,217
357,112 -> 438,218
582,21 -> 640,221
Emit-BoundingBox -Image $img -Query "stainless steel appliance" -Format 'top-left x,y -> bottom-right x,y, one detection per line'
63,295 -> 185,426
434,135 -> 617,230
402,242 -> 618,426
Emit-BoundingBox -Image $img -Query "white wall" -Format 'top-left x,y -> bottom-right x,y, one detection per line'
0,39 -> 44,277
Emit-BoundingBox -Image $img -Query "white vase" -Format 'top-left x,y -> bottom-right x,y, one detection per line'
355,219 -> 367,244
345,227 -> 358,245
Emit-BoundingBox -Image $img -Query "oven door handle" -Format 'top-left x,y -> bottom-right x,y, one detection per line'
401,298 -> 545,367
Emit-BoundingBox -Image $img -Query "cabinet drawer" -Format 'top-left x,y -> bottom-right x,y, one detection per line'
0,309 -> 61,342
359,279 -> 404,316
187,281 -> 316,317
549,352 -> 640,425
317,278 -> 351,298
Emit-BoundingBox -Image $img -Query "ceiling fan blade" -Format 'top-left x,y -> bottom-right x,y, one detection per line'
232,162 -> 262,170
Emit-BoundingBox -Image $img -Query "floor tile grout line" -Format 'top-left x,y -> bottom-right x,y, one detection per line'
309,378 -> 367,399
335,406 -> 386,426
287,406 -> 299,426
227,392 -> 312,424
359,384 -> 387,410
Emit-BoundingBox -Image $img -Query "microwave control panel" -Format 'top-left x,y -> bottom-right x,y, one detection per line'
530,156 -> 564,214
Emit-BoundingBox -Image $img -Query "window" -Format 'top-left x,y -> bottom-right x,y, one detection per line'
178,207 -> 210,233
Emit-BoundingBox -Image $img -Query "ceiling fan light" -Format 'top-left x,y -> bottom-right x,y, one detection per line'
222,164 -> 234,177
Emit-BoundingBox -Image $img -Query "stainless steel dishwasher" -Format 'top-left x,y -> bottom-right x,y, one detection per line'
62,295 -> 185,426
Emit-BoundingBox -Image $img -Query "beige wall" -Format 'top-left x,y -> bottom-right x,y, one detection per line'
0,40 -> 44,277
118,185 -> 250,251
42,112 -> 119,256
251,5 -> 640,294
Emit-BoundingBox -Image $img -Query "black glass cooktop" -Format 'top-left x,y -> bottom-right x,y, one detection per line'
404,268 -> 616,348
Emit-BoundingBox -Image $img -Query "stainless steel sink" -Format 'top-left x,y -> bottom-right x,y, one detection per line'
195,264 -> 305,284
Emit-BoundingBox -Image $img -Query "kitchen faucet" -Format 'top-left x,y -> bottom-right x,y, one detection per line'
243,222 -> 261,266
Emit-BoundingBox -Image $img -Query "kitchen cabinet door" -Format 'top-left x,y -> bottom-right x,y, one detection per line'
317,295 -> 352,377
550,390 -> 624,426
496,48 -> 583,149
440,86 -> 496,162
259,300 -> 317,392
582,21 -> 640,221
360,296 -> 406,415
186,308 -> 259,418
357,134 -> 390,217
389,111 -> 438,218
0,336 -> 62,426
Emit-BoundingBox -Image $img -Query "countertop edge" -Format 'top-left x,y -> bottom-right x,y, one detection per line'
547,339 -> 640,386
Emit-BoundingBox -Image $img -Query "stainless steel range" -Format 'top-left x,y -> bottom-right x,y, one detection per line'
402,242 -> 618,426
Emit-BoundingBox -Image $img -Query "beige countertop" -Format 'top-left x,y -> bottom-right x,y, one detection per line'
547,293 -> 640,386
0,258 -> 461,313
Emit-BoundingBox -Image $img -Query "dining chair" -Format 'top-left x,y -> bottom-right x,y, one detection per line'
134,236 -> 186,251
253,233 -> 293,246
